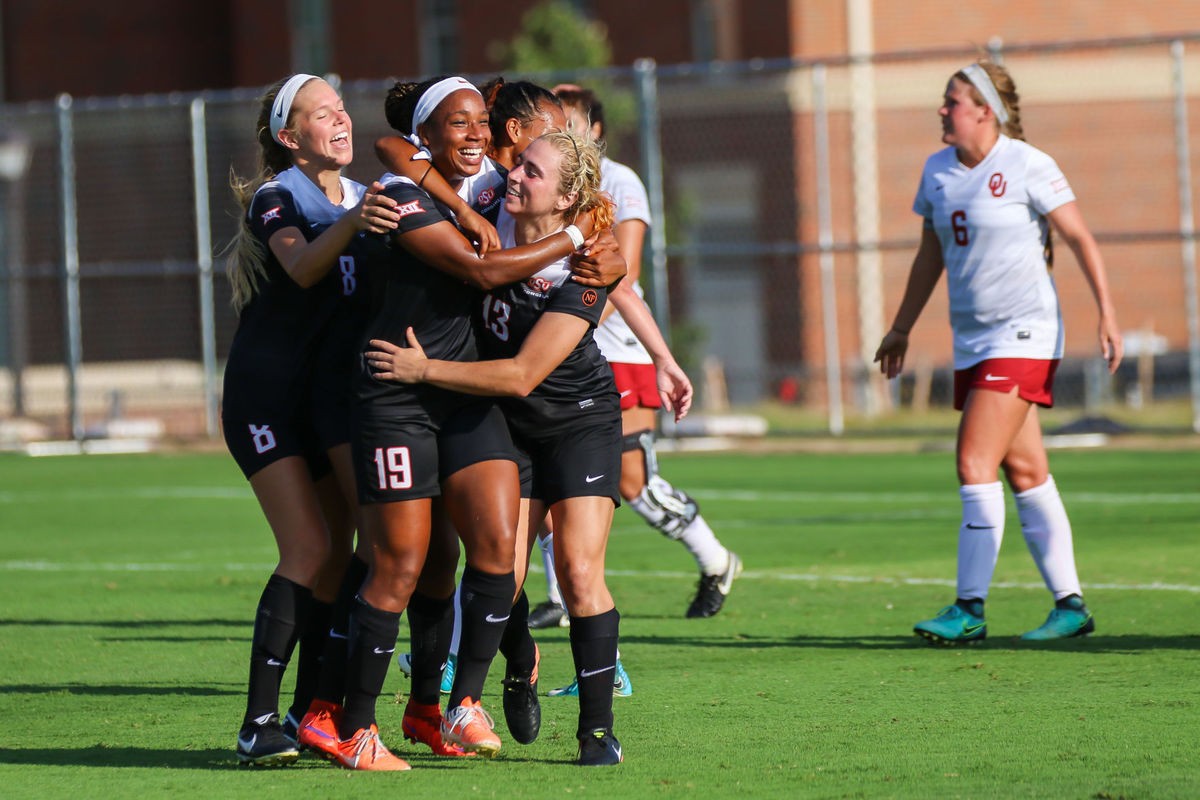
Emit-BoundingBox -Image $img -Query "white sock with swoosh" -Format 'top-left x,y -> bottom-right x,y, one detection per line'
1015,475 -> 1082,600
956,481 -> 1005,602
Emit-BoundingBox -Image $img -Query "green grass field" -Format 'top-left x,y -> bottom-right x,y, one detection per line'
1,446 -> 1197,799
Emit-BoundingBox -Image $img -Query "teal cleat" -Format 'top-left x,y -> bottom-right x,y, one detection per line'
613,659 -> 633,697
548,658 -> 633,698
913,604 -> 987,645
440,653 -> 457,694
396,650 -> 456,693
1021,598 -> 1094,641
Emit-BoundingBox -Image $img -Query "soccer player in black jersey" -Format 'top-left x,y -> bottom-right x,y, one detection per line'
222,74 -> 402,767
368,130 -> 691,767
297,77 -> 624,771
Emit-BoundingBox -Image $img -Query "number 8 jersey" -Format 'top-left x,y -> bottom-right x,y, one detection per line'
913,134 -> 1076,369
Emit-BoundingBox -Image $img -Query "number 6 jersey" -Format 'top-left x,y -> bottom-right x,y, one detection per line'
913,134 -> 1076,369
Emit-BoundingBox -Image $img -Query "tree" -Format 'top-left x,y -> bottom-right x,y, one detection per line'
494,1 -> 611,73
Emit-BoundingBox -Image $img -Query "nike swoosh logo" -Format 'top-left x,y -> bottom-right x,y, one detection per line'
964,523 -> 994,530
580,665 -> 616,678
486,613 -> 511,623
328,629 -> 348,640
585,474 -> 604,483
266,658 -> 283,666
983,374 -> 1007,382
238,733 -> 258,751
618,390 -> 633,398
373,646 -> 395,655
962,623 -> 985,636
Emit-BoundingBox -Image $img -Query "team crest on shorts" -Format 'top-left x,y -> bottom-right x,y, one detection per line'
582,289 -> 599,307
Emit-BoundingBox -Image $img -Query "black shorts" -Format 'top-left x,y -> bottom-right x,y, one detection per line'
352,409 -> 442,505
514,416 -> 622,506
438,399 -> 520,479
352,396 -> 519,506
222,414 -> 331,481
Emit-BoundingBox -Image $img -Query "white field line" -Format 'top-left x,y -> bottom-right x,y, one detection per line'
3,559 -> 1197,594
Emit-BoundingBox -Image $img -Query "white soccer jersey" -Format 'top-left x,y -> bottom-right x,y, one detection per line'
913,135 -> 1075,369
595,157 -> 654,365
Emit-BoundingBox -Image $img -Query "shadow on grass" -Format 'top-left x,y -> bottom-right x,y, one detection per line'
0,746 -> 578,770
0,618 -> 246,629
0,682 -> 240,697
617,632 -> 1200,652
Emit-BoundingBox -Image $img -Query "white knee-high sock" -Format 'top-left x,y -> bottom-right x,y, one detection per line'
539,530 -> 564,607
1015,475 -> 1082,600
677,515 -> 730,576
956,481 -> 1006,601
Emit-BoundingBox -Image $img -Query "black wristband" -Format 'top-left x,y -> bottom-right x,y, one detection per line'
891,325 -> 911,335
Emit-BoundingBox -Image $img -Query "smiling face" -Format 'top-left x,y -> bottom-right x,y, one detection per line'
939,76 -> 991,149
420,88 -> 490,180
504,137 -> 572,222
280,79 -> 352,168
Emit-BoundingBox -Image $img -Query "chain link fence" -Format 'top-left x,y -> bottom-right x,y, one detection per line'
1,34 -> 1198,444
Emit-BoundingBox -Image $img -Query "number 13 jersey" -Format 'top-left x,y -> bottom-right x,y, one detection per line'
913,134 -> 1075,369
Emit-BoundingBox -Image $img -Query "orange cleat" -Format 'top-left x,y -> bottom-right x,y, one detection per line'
336,724 -> 411,771
402,700 -> 473,757
441,697 -> 501,758
297,699 -> 343,761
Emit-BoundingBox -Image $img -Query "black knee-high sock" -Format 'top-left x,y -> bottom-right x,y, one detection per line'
340,596 -> 401,738
499,589 -> 536,677
406,590 -> 454,706
286,599 -> 333,721
569,608 -> 620,738
314,555 -> 368,706
244,574 -> 312,726
450,565 -> 515,707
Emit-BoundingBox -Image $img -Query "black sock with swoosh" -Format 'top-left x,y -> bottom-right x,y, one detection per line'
244,573 -> 311,726
499,589 -> 536,677
313,555 -> 368,706
451,566 -> 516,708
340,596 -> 400,737
407,590 -> 455,705
569,607 -> 620,738
287,599 -> 333,722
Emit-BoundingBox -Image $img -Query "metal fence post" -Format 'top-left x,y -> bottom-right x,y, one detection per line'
190,97 -> 219,438
57,93 -> 83,441
633,58 -> 671,341
812,63 -> 844,436
1169,41 -> 1200,433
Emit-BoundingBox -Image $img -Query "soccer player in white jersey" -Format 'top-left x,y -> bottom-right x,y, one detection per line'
531,86 -> 742,629
874,61 -> 1122,644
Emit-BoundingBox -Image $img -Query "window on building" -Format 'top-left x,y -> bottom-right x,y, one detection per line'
420,0 -> 459,75
690,0 -> 739,63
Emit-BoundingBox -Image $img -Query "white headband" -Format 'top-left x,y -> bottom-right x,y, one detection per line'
270,73 -> 320,144
411,76 -> 481,137
960,64 -> 1009,126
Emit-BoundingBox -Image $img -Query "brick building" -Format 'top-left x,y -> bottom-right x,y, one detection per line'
1,1 -> 1198,416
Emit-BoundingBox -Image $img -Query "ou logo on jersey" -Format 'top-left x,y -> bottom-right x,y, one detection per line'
988,172 -> 1007,197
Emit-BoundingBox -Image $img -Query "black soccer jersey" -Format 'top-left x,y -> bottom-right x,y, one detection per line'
222,167 -> 367,421
478,218 -> 619,432
353,176 -> 485,412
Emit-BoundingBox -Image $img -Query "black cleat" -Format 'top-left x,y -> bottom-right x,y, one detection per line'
502,645 -> 541,744
576,728 -> 623,766
686,552 -> 743,618
236,713 -> 300,767
528,600 -> 569,629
